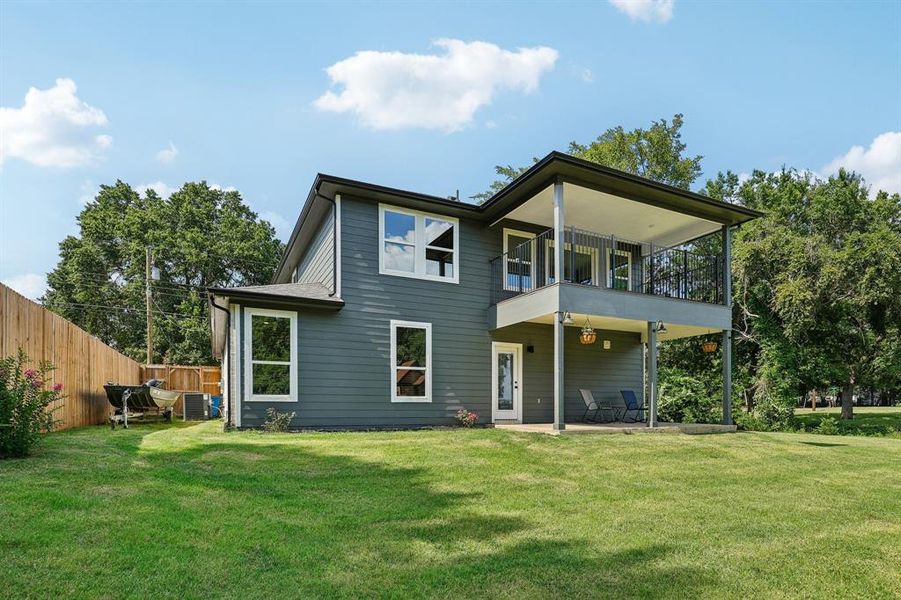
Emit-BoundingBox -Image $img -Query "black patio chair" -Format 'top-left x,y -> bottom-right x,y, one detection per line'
580,389 -> 617,423
619,390 -> 647,423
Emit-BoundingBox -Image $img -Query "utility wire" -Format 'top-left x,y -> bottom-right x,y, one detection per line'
49,301 -> 198,319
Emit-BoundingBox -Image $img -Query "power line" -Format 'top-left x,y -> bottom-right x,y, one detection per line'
47,271 -> 252,292
48,301 -> 199,319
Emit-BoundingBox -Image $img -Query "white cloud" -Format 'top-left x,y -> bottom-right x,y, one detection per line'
136,181 -> 179,199
0,78 -> 112,167
156,141 -> 178,163
79,179 -> 98,205
258,210 -> 292,241
314,39 -> 559,132
134,181 -> 238,199
2,273 -> 47,300
609,0 -> 674,23
822,131 -> 901,196
576,67 -> 594,83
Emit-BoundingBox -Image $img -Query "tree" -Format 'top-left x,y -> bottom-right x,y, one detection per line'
567,113 -> 702,190
471,163 -> 534,203
44,181 -> 283,364
474,114 -> 702,201
732,169 -> 901,420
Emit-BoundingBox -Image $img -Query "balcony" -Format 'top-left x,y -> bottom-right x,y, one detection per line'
489,227 -> 724,306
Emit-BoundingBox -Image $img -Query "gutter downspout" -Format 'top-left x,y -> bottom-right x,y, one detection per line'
209,294 -> 232,427
313,192 -> 339,298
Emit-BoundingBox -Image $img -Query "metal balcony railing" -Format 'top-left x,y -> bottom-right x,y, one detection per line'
489,227 -> 724,306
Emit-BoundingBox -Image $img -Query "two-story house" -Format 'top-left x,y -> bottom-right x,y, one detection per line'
208,152 -> 762,430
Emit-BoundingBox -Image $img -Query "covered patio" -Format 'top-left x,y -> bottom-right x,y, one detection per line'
482,158 -> 759,432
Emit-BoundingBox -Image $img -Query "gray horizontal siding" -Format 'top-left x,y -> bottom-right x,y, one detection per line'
492,323 -> 643,423
239,196 -> 499,428
294,210 -> 334,290
235,195 -> 644,429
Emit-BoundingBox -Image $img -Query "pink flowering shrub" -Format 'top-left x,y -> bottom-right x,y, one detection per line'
0,349 -> 64,458
454,408 -> 479,428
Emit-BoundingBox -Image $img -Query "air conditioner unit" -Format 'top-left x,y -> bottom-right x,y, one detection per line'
183,393 -> 210,421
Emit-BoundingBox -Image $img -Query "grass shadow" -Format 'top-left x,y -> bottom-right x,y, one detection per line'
3,423 -> 720,598
800,441 -> 847,448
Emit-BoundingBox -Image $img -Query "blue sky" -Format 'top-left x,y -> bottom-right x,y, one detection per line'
2,0 -> 900,298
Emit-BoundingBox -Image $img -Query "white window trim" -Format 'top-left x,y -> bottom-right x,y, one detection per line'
503,228 -> 536,291
606,248 -> 633,291
379,204 -> 459,284
243,307 -> 298,402
334,194 -> 342,298
231,303 -> 240,427
545,239 -> 599,284
390,319 -> 432,403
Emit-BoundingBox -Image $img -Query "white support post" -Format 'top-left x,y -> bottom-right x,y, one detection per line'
647,321 -> 658,427
553,179 -> 565,284
553,179 -> 565,431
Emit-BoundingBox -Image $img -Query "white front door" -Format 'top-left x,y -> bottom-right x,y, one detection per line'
492,342 -> 522,422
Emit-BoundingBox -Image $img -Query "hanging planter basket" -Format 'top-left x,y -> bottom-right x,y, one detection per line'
701,340 -> 719,354
579,317 -> 597,345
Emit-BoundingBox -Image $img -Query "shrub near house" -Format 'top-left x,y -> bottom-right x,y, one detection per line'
0,349 -> 64,458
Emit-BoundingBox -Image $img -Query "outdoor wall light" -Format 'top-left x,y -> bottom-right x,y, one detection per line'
655,320 -> 667,334
559,311 -> 574,325
603,340 -> 612,350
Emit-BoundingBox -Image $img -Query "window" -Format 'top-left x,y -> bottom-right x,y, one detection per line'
380,205 -> 458,283
607,249 -> 632,291
244,308 -> 298,402
503,229 -> 535,291
546,240 -> 597,285
390,320 -> 432,403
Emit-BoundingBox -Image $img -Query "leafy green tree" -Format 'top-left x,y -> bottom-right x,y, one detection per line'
733,169 -> 901,420
568,114 -> 702,190
44,181 -> 283,364
471,163 -> 534,203
474,114 -> 702,200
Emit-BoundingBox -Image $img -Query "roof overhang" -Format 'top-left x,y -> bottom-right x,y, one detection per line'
207,284 -> 344,358
481,152 -> 763,228
273,174 -> 482,283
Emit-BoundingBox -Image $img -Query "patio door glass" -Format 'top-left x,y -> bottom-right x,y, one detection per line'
492,343 -> 521,421
497,352 -> 514,410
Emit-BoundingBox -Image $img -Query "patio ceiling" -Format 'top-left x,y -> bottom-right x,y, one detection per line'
523,311 -> 721,342
503,182 -> 722,248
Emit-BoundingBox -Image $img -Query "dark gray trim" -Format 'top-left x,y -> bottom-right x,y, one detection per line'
211,290 -> 344,310
722,329 -> 732,425
480,152 -> 764,225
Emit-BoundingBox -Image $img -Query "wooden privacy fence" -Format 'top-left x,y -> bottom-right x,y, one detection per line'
140,364 -> 221,416
0,283 -> 142,431
1,283 -> 222,430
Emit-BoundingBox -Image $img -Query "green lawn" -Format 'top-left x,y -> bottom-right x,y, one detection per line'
2,423 -> 900,599
795,406 -> 901,438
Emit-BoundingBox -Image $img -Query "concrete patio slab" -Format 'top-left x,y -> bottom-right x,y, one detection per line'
494,422 -> 737,436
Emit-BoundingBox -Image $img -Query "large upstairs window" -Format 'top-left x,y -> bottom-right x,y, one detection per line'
379,205 -> 458,284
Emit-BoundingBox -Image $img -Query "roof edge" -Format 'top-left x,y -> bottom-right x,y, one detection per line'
480,151 -> 764,221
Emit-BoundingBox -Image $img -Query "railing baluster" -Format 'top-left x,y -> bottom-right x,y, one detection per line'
489,227 -> 722,306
